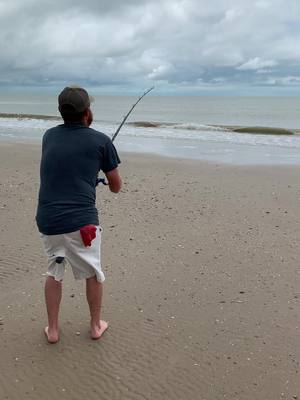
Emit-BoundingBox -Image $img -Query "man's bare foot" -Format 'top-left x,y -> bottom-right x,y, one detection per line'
44,326 -> 59,344
91,320 -> 108,340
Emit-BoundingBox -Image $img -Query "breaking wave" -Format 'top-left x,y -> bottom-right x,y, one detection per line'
128,121 -> 297,135
0,114 -> 298,136
0,113 -> 60,121
0,114 -> 299,151
128,121 -> 229,132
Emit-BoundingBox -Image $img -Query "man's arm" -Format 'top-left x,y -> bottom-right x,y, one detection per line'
105,168 -> 122,193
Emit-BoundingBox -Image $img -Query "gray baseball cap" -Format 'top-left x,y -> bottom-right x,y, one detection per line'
58,86 -> 93,113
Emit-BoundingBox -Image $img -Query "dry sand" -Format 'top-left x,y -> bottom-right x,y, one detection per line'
0,141 -> 300,400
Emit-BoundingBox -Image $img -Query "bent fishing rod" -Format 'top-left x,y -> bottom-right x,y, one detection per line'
97,86 -> 154,185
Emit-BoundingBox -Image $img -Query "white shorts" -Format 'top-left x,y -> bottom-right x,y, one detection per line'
41,226 -> 105,283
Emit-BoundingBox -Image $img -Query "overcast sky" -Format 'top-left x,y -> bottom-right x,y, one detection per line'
0,0 -> 300,94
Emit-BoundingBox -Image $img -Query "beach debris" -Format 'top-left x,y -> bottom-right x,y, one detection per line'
75,331 -> 80,336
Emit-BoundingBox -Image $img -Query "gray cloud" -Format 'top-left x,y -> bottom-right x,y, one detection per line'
0,0 -> 299,93
237,58 -> 278,71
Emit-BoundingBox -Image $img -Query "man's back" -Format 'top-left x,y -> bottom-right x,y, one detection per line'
36,123 -> 120,235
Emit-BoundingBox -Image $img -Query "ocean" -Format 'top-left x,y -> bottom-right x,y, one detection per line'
0,93 -> 300,165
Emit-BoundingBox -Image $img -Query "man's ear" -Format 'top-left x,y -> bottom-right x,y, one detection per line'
83,108 -> 90,119
86,108 -> 93,126
81,108 -> 89,124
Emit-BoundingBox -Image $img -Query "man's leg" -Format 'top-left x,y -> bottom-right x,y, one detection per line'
44,276 -> 62,343
86,276 -> 108,339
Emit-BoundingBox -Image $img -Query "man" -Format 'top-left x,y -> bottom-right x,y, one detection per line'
36,86 -> 121,344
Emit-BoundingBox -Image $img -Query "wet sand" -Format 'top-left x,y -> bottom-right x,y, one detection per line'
0,141 -> 300,400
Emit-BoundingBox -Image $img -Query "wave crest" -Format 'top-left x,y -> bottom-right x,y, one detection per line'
0,113 -> 60,121
127,121 -> 297,135
233,126 -> 294,135
128,121 -> 228,132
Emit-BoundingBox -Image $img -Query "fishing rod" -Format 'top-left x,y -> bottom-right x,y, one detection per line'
97,86 -> 154,185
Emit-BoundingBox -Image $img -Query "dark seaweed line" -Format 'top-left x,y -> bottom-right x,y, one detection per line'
128,121 -> 299,135
0,114 -> 299,136
0,113 -> 60,120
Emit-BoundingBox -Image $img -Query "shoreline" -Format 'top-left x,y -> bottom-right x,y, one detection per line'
1,142 -> 300,399
1,136 -> 300,167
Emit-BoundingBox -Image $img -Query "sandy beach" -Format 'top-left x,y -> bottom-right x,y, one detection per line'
1,141 -> 300,400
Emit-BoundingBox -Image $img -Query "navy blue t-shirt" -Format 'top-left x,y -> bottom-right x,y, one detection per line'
36,123 -> 120,235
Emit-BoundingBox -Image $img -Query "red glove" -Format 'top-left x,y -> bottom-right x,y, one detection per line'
80,225 -> 97,247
